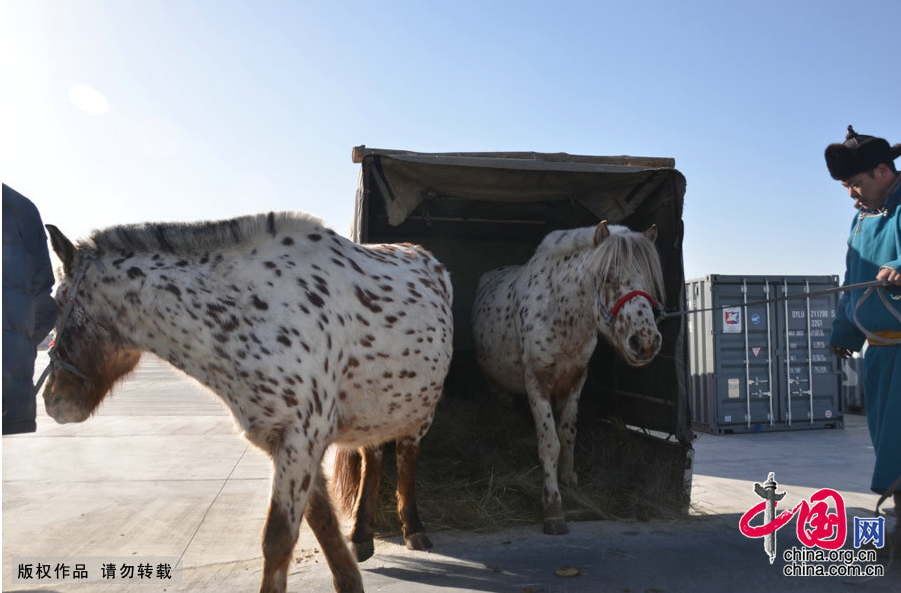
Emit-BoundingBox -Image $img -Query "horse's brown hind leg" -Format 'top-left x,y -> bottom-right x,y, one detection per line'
396,436 -> 433,551
260,502 -> 294,593
306,471 -> 364,593
261,437 -> 361,593
349,445 -> 384,562
260,445 -> 313,593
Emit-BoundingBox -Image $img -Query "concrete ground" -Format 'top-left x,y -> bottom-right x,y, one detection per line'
3,353 -> 899,592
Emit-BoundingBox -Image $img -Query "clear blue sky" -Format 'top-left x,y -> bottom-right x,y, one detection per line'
2,0 -> 898,280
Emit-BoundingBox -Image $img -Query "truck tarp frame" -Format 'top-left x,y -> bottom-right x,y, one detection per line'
351,146 -> 692,448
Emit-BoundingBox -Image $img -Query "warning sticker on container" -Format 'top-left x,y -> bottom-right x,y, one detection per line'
723,307 -> 742,333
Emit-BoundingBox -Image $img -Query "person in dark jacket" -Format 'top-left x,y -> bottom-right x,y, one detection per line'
3,184 -> 57,435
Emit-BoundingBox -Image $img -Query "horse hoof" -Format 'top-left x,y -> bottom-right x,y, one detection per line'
404,532 -> 433,551
334,572 -> 365,593
543,517 -> 569,535
352,539 -> 375,562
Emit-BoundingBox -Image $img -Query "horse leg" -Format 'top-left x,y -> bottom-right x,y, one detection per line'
305,471 -> 364,593
260,446 -> 310,593
396,434 -> 433,551
348,445 -> 384,562
524,372 -> 568,535
260,437 -> 359,593
555,373 -> 588,487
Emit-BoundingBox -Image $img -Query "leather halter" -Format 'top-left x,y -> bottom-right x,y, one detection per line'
33,256 -> 99,395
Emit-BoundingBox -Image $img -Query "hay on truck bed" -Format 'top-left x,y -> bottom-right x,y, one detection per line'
350,146 -> 692,535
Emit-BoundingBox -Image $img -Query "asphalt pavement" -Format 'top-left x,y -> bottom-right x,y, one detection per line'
3,353 -> 899,592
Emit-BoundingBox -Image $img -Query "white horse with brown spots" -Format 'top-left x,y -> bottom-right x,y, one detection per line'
43,212 -> 453,593
471,221 -> 663,535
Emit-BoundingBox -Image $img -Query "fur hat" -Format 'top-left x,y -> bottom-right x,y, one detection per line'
825,125 -> 901,181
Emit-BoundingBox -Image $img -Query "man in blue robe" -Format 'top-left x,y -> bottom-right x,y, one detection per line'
826,126 -> 901,545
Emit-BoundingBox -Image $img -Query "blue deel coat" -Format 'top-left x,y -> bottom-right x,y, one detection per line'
2,185 -> 57,435
829,175 -> 901,494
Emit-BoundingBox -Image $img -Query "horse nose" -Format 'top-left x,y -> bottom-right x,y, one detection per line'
628,334 -> 642,356
628,332 -> 661,359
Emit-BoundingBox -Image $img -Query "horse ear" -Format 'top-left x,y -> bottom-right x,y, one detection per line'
645,224 -> 658,243
46,224 -> 76,273
593,220 -> 610,246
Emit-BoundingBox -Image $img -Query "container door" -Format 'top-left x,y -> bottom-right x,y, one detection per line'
775,279 -> 840,426
712,278 -> 775,429
742,282 -> 777,428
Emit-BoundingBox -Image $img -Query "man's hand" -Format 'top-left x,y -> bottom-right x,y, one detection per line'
830,345 -> 853,359
877,266 -> 901,285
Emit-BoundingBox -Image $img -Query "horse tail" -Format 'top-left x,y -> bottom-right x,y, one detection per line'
330,447 -> 361,516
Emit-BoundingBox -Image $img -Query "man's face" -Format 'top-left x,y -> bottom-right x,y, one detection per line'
842,165 -> 891,210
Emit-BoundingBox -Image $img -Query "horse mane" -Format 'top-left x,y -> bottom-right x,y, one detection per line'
537,225 -> 666,303
81,211 -> 324,254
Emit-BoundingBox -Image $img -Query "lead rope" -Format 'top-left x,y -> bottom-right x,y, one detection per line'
851,286 -> 901,345
596,278 -> 898,330
661,279 -> 893,320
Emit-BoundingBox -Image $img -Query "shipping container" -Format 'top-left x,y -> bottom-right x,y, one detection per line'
687,274 -> 843,434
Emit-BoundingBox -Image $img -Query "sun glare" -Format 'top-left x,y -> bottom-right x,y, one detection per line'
68,83 -> 109,116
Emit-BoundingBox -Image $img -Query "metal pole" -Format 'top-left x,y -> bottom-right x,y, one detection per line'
765,282 -> 775,427
806,281 -> 815,425
784,280 -> 792,427
743,279 -> 751,429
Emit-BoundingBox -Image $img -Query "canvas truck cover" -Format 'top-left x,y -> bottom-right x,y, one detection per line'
351,146 -> 691,446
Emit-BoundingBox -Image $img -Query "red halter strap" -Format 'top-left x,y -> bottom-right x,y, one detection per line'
609,290 -> 660,319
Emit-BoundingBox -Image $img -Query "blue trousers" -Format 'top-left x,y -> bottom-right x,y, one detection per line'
863,344 -> 901,494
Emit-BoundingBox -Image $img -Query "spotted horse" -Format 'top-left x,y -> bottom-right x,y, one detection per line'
471,221 -> 664,535
43,211 -> 453,593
